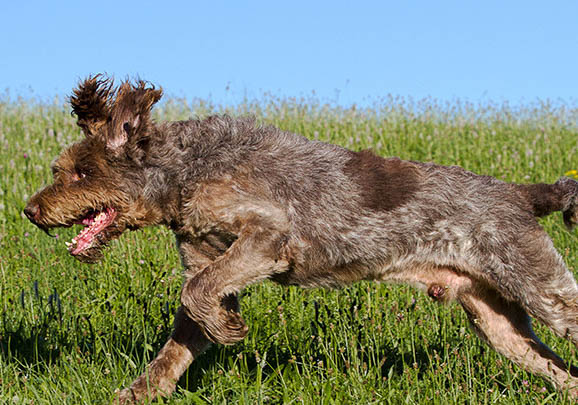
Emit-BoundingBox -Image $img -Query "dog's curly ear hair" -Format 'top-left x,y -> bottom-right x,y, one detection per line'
115,80 -> 163,117
107,80 -> 163,152
70,75 -> 114,136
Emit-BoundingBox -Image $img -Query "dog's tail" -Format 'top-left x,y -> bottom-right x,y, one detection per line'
519,177 -> 578,230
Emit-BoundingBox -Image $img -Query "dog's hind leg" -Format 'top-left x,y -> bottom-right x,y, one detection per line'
504,231 -> 578,348
459,284 -> 578,396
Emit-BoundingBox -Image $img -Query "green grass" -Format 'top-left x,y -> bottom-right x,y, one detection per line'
1,95 -> 577,404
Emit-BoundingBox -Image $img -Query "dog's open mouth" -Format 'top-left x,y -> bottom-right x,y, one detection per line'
66,207 -> 117,256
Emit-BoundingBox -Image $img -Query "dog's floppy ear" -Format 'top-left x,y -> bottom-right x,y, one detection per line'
70,75 -> 114,137
107,80 -> 163,151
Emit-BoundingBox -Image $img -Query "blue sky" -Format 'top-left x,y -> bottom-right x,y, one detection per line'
2,1 -> 577,106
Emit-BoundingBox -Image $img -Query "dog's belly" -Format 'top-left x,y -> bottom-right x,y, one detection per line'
270,259 -> 475,305
269,259 -> 386,289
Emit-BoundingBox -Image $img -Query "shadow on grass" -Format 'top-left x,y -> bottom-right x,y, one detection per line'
0,281 -> 174,374
2,285 -> 504,400
0,311 -> 171,372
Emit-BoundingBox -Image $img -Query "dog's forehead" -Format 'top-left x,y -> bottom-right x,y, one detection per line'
50,142 -> 90,171
50,149 -> 74,172
49,156 -> 60,171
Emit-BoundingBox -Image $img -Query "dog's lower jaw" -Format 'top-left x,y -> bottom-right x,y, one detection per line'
71,246 -> 104,263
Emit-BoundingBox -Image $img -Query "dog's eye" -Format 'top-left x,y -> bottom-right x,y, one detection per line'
72,171 -> 86,182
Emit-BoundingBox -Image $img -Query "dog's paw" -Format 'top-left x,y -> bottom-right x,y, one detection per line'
203,307 -> 249,345
180,279 -> 247,344
113,388 -> 136,404
114,375 -> 176,404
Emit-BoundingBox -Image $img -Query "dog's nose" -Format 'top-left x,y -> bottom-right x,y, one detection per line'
24,203 -> 40,223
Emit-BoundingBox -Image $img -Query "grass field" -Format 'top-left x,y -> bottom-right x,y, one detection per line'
1,95 -> 577,404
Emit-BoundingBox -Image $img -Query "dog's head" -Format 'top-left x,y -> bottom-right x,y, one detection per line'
24,75 -> 164,263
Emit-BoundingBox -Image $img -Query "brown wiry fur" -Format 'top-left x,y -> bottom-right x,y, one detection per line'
70,75 -> 114,136
24,76 -> 578,403
343,151 -> 421,211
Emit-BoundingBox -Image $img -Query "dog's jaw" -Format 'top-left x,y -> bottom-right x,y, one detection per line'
67,207 -> 117,255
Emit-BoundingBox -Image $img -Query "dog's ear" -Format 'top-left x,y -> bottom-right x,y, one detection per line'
107,80 -> 163,151
70,75 -> 113,137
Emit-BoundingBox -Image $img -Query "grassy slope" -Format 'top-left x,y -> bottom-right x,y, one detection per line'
0,96 -> 577,404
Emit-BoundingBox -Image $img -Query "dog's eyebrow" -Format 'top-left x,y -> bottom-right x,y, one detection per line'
50,161 -> 63,174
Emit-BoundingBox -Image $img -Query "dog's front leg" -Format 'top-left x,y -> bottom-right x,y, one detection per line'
115,306 -> 211,403
181,222 -> 289,345
115,238 -> 224,404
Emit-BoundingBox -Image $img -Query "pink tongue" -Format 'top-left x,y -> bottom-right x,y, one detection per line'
69,209 -> 116,255
70,234 -> 93,255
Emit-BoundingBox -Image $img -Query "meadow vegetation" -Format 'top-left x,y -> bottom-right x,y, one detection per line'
1,94 -> 577,404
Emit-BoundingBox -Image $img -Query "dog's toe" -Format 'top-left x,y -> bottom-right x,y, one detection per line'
113,388 -> 136,404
